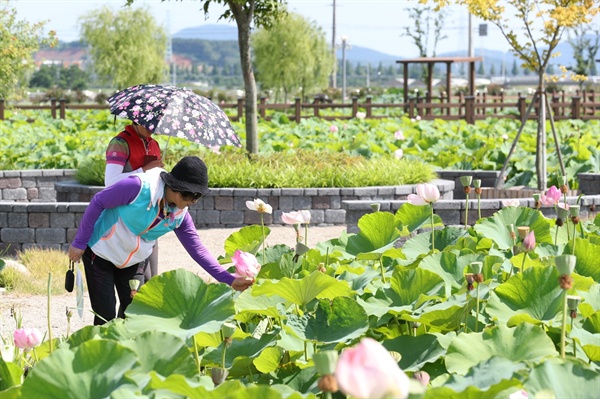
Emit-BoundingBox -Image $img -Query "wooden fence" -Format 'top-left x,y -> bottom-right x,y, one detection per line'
1,90 -> 598,124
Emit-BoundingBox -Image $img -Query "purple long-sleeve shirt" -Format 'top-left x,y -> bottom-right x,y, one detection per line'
72,176 -> 235,286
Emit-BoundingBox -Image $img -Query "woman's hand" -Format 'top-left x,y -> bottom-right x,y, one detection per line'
231,276 -> 254,292
68,246 -> 85,263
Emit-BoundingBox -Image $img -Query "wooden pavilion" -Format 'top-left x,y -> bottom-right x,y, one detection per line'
396,56 -> 483,104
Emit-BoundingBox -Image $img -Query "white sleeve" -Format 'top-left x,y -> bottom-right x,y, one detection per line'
104,163 -> 144,186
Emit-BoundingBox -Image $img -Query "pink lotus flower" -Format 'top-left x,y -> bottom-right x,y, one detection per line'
502,199 -> 521,207
540,186 -> 561,206
14,327 -> 43,349
407,183 -> 440,206
281,210 -> 311,225
336,338 -> 409,399
523,231 -> 536,252
232,250 -> 261,278
394,130 -> 405,140
394,149 -> 403,159
246,198 -> 273,214
329,125 -> 339,133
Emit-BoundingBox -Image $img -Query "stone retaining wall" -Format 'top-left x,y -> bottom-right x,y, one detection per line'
0,175 -> 454,255
0,169 -> 76,202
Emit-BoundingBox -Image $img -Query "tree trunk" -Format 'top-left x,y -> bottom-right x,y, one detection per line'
536,75 -> 547,190
230,2 -> 259,154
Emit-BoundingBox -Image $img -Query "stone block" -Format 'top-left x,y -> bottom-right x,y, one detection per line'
279,196 -> 295,210
221,211 -> 244,225
1,228 -> 35,243
214,196 -> 234,210
26,187 -> 39,200
435,210 -> 460,225
38,188 -> 57,201
196,210 -> 221,226
8,212 -> 28,227
3,188 -> 27,201
0,177 -> 21,189
312,196 -> 330,209
36,228 -> 66,244
51,212 -> 75,228
29,213 -> 50,228
244,210 -> 273,225
309,210 -> 325,224
325,209 -> 346,224
293,196 -> 312,209
0,213 -> 6,227
21,177 -> 37,188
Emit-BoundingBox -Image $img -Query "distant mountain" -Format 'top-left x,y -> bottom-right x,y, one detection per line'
174,24 -> 238,41
336,45 -> 400,66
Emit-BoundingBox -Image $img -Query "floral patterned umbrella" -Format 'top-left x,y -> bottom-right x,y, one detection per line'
107,84 -> 242,148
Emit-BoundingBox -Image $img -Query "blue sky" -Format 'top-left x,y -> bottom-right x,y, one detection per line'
9,0 -> 600,58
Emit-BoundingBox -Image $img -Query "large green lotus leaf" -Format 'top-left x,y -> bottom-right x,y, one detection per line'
345,211 -> 401,255
402,297 -> 471,332
402,227 -> 470,260
524,358 -> 600,398
257,246 -> 297,279
269,362 -> 319,393
145,377 -> 242,399
253,346 -> 284,373
228,383 -> 316,399
395,202 -> 444,233
0,358 -> 21,391
443,356 -> 527,393
383,334 -> 446,371
445,324 -> 558,375
485,266 -> 563,326
338,267 -> 380,294
20,339 -> 139,398
119,331 -> 197,378
235,288 -> 289,320
124,269 -> 235,340
580,284 -> 600,314
582,310 -> 600,334
223,225 -> 270,257
419,252 -> 468,297
387,268 -> 445,308
474,207 -> 552,250
252,271 -> 352,308
304,296 -> 369,343
202,331 -> 279,369
572,239 -> 600,281
357,289 -> 395,318
62,320 -> 137,351
423,381 -> 523,399
570,327 -> 600,361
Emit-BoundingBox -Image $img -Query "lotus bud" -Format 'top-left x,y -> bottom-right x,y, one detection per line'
313,350 -> 339,375
517,226 -> 530,240
523,231 -> 536,252
318,262 -> 327,273
371,203 -> 381,213
567,295 -> 581,319
211,367 -> 229,386
413,370 -> 430,387
221,322 -> 236,340
65,306 -> 73,319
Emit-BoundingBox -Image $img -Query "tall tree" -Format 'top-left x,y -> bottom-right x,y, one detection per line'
79,6 -> 168,89
567,23 -> 600,78
428,0 -> 600,190
401,5 -> 448,82
252,12 -> 332,102
128,0 -> 287,154
0,0 -> 56,100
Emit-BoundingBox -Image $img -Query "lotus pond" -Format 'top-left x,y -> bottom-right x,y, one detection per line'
1,196 -> 599,398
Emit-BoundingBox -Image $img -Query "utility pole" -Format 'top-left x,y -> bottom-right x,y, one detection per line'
330,0 -> 337,88
341,36 -> 348,103
166,11 -> 176,86
468,11 -> 473,57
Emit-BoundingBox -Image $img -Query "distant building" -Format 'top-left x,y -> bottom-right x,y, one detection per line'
34,48 -> 88,69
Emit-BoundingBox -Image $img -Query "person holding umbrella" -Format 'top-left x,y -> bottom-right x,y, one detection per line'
105,121 -> 163,282
68,156 -> 254,326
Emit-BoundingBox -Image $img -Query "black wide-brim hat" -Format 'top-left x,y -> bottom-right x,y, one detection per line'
161,156 -> 210,195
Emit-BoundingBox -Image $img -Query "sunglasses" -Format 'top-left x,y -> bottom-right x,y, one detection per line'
177,191 -> 203,203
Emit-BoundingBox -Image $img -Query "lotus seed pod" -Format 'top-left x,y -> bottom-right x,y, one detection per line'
317,374 -> 339,393
517,226 -> 530,240
555,254 -> 576,277
473,179 -> 481,189
211,367 -> 229,386
371,203 -> 381,213
567,295 -> 581,312
460,176 -> 473,187
470,261 -> 483,275
221,322 -> 236,340
313,350 -> 339,375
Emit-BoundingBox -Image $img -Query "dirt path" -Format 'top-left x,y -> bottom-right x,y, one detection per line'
0,225 -> 347,339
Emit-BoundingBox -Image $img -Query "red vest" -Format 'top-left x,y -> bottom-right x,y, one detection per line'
117,125 -> 161,170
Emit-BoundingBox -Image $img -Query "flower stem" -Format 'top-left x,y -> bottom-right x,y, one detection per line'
304,224 -> 308,247
47,272 -> 53,354
260,214 -> 266,263
520,252 -> 527,273
571,317 -> 576,359
464,193 -> 469,228
561,290 -> 568,359
475,283 -> 480,333
430,204 -> 435,251
379,259 -> 387,284
193,335 -> 202,376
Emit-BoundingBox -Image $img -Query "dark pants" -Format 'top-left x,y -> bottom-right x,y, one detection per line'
82,247 -> 145,325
